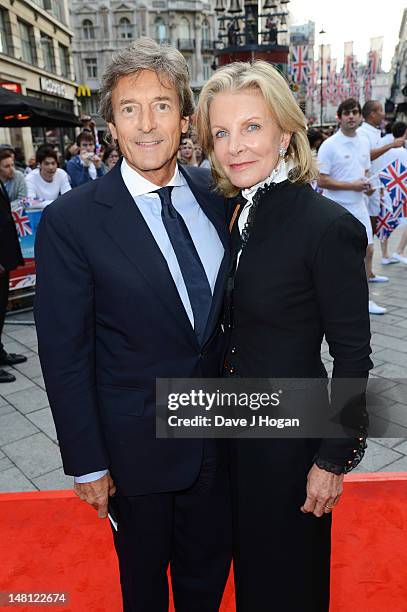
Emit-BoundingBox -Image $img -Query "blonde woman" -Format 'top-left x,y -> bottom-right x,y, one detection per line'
196,61 -> 372,611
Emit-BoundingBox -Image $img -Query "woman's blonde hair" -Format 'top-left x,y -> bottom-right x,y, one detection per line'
195,60 -> 318,197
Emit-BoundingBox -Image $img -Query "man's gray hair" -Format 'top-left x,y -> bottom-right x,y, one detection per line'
99,38 -> 195,124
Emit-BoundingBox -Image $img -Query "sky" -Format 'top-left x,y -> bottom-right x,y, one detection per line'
289,0 -> 406,71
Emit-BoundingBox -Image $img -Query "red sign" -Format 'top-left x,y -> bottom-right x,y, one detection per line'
0,82 -> 22,94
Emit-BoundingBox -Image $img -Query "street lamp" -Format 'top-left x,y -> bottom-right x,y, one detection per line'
319,27 -> 326,127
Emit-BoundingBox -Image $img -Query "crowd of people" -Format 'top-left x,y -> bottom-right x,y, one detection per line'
308,99 -> 407,315
0,133 -> 121,207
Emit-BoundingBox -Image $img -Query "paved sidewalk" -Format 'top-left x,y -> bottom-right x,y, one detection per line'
0,226 -> 406,491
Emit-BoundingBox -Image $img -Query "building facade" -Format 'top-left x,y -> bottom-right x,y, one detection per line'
69,0 -> 217,131
0,0 -> 77,158
389,8 -> 407,120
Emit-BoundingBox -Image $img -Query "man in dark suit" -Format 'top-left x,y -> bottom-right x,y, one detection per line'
0,179 -> 27,383
34,39 -> 232,611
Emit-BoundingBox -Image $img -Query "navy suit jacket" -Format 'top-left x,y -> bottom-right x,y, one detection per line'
0,179 -> 24,271
34,160 -> 231,496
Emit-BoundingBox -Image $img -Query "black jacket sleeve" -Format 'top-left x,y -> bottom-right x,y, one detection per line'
312,212 -> 373,472
34,203 -> 110,476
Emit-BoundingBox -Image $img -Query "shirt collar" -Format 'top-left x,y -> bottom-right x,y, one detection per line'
241,158 -> 295,206
337,129 -> 360,142
360,121 -> 380,135
121,157 -> 184,198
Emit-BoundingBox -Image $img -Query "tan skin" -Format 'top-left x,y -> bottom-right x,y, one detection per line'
39,157 -> 58,182
209,88 -> 343,517
108,70 -> 189,186
0,156 -> 15,182
75,69 -> 189,519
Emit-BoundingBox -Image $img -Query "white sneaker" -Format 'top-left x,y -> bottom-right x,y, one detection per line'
368,275 -> 389,283
381,256 -> 399,265
369,300 -> 387,315
391,252 -> 407,265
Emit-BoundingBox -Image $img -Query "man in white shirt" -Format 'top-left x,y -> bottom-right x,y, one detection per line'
358,100 -> 406,268
26,146 -> 71,202
318,98 -> 387,315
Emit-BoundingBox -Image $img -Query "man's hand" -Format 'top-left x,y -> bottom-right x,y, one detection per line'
91,154 -> 103,169
392,136 -> 406,149
352,178 -> 368,192
80,151 -> 91,167
74,473 -> 116,518
363,181 -> 375,196
300,463 -> 344,518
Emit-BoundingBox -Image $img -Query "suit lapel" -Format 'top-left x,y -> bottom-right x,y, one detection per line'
96,161 -> 199,349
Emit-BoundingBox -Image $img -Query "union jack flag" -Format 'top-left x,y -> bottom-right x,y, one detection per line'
335,71 -> 345,100
12,207 -> 33,238
376,159 -> 407,239
379,159 -> 407,205
306,59 -> 317,97
291,46 -> 308,84
364,72 -> 372,102
367,50 -> 378,77
376,205 -> 400,240
394,198 -> 407,219
344,53 -> 354,80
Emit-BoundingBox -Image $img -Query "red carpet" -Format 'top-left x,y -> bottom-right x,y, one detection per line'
0,473 -> 406,611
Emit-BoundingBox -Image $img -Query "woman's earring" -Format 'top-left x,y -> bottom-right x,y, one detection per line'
279,145 -> 287,158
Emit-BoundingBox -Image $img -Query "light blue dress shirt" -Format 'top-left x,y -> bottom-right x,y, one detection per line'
75,159 -> 224,483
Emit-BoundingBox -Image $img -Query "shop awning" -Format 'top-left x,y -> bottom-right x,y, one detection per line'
0,87 -> 80,128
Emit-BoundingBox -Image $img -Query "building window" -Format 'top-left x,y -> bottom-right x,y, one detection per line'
178,17 -> 193,50
59,44 -> 69,78
18,20 -> 37,65
179,16 -> 191,39
0,9 -> 12,56
203,57 -> 212,81
85,58 -> 98,79
202,19 -> 210,45
118,17 -> 133,39
50,0 -> 66,25
41,33 -> 56,73
82,19 -> 95,40
185,54 -> 193,79
88,95 -> 99,114
154,17 -> 167,43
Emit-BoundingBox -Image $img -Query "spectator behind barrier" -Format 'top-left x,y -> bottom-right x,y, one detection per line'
66,132 -> 105,188
102,145 -> 120,172
0,149 -> 27,209
26,146 -> 71,202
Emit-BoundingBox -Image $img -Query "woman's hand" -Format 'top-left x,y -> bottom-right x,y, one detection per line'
300,463 -> 344,518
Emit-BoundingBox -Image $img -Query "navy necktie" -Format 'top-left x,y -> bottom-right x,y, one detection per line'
155,186 -> 212,345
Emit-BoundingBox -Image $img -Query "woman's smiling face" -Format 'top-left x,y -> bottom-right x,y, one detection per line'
209,88 -> 291,189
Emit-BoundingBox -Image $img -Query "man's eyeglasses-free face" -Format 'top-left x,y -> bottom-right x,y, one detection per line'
342,109 -> 360,116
